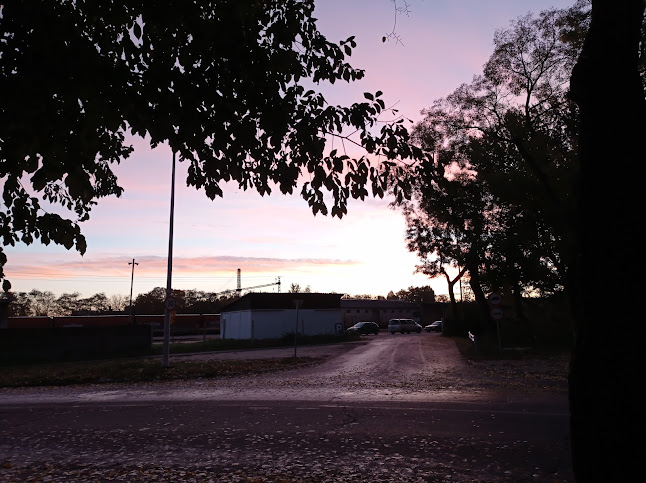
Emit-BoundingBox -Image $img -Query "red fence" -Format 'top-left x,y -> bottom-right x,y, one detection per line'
6,314 -> 220,329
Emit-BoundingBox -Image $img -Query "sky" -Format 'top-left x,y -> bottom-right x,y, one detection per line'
3,0 -> 575,300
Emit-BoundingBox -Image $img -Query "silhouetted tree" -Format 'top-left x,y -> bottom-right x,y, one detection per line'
75,293 -> 110,314
348,294 -> 378,300
134,287 -> 170,315
4,286 -> 238,316
24,289 -> 58,316
6,291 -> 30,316
181,289 -> 238,314
394,286 -> 435,304
397,4 -> 584,334
133,286 -> 237,314
56,292 -> 82,315
415,255 -> 466,315
1,0 -> 420,289
108,293 -> 129,312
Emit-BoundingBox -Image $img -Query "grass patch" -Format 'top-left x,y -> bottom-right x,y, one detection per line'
0,356 -> 322,388
0,333 -> 361,387
153,333 -> 360,355
1,333 -> 361,367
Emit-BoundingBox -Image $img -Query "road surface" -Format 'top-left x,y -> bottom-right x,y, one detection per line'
0,333 -> 572,482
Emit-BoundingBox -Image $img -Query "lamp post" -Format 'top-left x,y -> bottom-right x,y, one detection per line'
162,150 -> 176,368
128,259 -> 138,324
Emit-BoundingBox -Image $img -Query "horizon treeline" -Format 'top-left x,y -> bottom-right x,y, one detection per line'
5,285 -> 441,317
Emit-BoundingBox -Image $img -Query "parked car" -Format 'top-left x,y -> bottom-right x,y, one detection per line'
388,318 -> 423,334
346,321 -> 379,335
424,321 -> 443,332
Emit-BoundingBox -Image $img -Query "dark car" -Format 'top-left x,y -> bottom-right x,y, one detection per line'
424,321 -> 443,332
346,321 -> 379,335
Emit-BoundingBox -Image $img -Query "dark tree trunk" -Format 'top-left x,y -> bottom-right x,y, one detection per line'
444,266 -> 467,319
569,1 -> 646,480
511,279 -> 525,322
465,264 -> 493,335
445,273 -> 458,309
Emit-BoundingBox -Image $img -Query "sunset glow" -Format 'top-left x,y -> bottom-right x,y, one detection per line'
2,0 -> 574,299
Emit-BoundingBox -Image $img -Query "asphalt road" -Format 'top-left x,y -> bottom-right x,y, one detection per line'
0,333 -> 572,482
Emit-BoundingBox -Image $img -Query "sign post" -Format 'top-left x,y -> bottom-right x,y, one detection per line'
488,292 -> 503,355
488,292 -> 502,306
165,296 -> 176,311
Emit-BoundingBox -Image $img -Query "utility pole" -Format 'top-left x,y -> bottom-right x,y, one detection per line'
128,259 -> 138,324
162,150 -> 176,368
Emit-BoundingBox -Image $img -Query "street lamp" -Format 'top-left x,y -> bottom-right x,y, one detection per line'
128,258 -> 138,324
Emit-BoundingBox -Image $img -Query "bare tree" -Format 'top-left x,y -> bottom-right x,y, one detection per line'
108,294 -> 129,312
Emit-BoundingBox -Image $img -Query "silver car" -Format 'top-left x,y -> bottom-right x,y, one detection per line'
388,318 -> 422,334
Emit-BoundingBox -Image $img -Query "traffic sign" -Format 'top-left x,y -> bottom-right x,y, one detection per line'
165,296 -> 176,311
490,307 -> 504,320
488,292 -> 502,305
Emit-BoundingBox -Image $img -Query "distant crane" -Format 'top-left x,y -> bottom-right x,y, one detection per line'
216,269 -> 280,297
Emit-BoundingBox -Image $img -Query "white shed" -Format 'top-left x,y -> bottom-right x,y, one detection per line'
220,293 -> 343,340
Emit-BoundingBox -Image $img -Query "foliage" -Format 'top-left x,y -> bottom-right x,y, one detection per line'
133,287 -> 173,315
343,293 -> 379,300
395,4 -> 588,321
55,292 -> 82,315
5,286 -> 236,316
8,289 -> 114,316
180,288 -> 237,314
288,283 -> 311,293
133,286 -> 238,315
6,283 -> 440,316
389,285 -> 435,303
8,290 -> 58,316
0,0 -> 421,286
108,293 -> 129,312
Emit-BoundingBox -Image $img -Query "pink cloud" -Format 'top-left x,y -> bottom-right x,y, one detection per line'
4,253 -> 358,281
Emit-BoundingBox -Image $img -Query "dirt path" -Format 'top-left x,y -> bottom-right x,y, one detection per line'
173,332 -> 568,397
0,333 -> 568,405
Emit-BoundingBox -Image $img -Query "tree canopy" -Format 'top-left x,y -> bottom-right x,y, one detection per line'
6,286 -> 238,316
0,0 -> 419,288
394,3 -> 588,328
387,285 -> 435,303
7,289 -> 120,316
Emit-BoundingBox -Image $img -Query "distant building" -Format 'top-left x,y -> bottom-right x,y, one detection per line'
341,299 -> 444,328
219,292 -> 343,340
